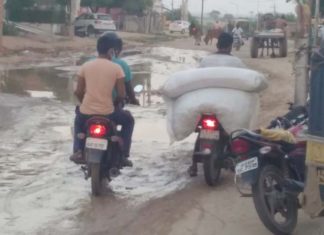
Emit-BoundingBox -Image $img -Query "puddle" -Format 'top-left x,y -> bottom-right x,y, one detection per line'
0,62 -> 152,103
0,47 -> 209,235
0,68 -> 75,102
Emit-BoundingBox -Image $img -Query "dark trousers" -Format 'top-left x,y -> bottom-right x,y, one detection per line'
73,106 -> 135,157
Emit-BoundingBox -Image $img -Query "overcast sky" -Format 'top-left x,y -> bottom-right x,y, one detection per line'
162,0 -> 296,16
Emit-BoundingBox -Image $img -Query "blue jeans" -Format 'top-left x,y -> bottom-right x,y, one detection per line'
73,106 -> 135,157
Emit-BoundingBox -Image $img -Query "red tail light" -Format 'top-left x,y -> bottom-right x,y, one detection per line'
231,139 -> 250,154
95,20 -> 102,24
89,124 -> 107,138
201,117 -> 219,130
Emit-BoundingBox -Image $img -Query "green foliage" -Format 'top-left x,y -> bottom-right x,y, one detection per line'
122,0 -> 153,14
80,0 -> 114,12
311,0 -> 324,17
8,9 -> 66,23
79,0 -> 153,14
283,13 -> 297,22
209,10 -> 221,20
222,13 -> 234,22
165,8 -> 198,25
6,0 -> 66,23
6,0 -> 36,10
3,22 -> 19,36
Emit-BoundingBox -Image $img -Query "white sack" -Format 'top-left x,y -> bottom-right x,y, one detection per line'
161,67 -> 268,99
166,88 -> 260,142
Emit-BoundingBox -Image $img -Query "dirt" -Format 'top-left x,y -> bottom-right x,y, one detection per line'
70,38 -> 320,235
0,32 -> 185,67
1,35 -> 322,235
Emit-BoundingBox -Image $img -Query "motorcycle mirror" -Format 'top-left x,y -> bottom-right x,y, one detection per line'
134,85 -> 144,94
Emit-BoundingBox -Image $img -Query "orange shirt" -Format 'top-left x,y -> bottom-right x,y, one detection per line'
78,58 -> 125,115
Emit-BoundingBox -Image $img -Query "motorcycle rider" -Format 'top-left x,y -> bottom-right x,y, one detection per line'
109,33 -> 140,105
232,23 -> 243,44
200,32 -> 246,68
191,33 -> 245,176
70,35 -> 134,167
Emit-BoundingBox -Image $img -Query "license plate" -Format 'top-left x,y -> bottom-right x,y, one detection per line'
200,130 -> 220,140
85,137 -> 108,150
235,157 -> 258,175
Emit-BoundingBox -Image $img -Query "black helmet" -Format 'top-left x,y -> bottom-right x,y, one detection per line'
101,32 -> 123,53
97,33 -> 118,55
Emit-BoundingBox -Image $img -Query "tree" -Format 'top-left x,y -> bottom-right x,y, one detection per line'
165,8 -> 198,25
282,13 -> 297,22
209,10 -> 221,21
79,0 -> 153,14
6,0 -> 36,10
122,0 -> 153,14
222,13 -> 234,22
80,0 -> 113,13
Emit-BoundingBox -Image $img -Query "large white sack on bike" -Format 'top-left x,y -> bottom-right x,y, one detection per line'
166,88 -> 259,142
161,67 -> 268,99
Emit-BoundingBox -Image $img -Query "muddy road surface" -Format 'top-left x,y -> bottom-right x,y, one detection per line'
0,38 -> 322,235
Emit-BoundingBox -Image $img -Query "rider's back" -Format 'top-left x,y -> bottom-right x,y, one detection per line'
200,54 -> 246,68
79,58 -> 124,115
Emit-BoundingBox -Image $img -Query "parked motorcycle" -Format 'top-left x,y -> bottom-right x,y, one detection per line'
189,113 -> 233,186
81,85 -> 143,196
232,106 -> 307,235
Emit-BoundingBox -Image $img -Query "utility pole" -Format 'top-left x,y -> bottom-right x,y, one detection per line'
314,0 -> 320,47
273,0 -> 277,15
294,0 -> 310,106
257,0 -> 260,30
0,0 -> 3,48
201,0 -> 204,29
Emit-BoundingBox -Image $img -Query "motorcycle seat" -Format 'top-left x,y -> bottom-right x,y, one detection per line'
86,116 -> 115,127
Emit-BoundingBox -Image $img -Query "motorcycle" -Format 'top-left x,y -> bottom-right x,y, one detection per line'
232,106 -> 307,235
189,113 -> 233,186
81,85 -> 143,196
233,35 -> 243,51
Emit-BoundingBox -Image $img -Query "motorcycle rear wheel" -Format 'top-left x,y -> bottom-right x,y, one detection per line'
252,165 -> 298,235
203,143 -> 222,186
91,163 -> 101,196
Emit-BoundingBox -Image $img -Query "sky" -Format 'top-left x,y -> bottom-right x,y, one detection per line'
162,0 -> 296,17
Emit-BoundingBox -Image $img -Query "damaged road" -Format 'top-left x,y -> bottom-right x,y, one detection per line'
0,39 -> 323,235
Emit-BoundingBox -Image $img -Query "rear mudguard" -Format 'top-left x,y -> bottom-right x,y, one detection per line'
193,139 -> 218,163
86,149 -> 105,164
239,168 -> 259,186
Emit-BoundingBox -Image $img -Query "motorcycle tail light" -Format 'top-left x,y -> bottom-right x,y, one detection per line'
201,116 -> 219,130
89,124 -> 107,138
231,139 -> 250,154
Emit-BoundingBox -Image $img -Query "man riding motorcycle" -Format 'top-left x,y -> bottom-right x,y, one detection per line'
200,32 -> 246,68
109,33 -> 140,106
70,34 -> 134,167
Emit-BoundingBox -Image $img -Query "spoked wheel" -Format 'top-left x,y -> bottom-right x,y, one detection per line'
252,165 -> 298,235
90,163 -> 102,196
203,143 -> 222,186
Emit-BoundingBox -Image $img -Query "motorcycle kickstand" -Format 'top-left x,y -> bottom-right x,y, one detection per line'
188,162 -> 198,177
81,165 -> 90,180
